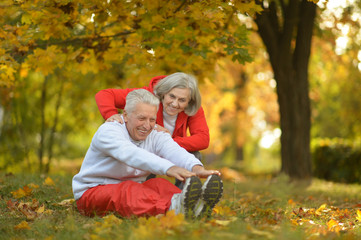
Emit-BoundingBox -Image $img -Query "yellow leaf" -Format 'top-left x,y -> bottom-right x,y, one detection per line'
44,177 -> 55,186
21,13 -> 32,24
327,219 -> 340,232
315,203 -> 327,215
14,221 -> 31,230
213,205 -> 236,217
356,209 -> 361,222
36,205 -> 45,214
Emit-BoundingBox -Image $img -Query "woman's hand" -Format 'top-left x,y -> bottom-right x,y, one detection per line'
106,113 -> 124,123
154,124 -> 171,135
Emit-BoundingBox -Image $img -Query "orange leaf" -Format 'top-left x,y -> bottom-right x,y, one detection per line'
7,199 -> 18,210
11,186 -> 32,199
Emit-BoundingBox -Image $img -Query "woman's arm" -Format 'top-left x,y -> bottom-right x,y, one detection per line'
95,87 -> 146,120
173,107 -> 210,152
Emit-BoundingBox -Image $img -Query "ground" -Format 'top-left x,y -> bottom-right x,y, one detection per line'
1,167 -> 361,240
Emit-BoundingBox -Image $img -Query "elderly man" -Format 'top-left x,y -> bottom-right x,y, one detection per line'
72,89 -> 223,218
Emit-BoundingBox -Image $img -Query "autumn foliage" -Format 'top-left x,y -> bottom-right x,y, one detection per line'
0,0 -> 263,88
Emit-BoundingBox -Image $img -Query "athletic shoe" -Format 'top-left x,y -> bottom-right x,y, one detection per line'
169,176 -> 202,218
194,174 -> 223,218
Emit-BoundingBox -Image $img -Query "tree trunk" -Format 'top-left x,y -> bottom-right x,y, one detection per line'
45,78 -> 64,173
254,0 -> 316,179
38,77 -> 48,172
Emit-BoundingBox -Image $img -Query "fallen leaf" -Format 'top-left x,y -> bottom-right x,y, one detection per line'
56,198 -> 75,207
11,186 -> 32,199
7,199 -> 18,210
315,204 -> 328,215
327,219 -> 340,232
356,209 -> 361,222
36,205 -> 45,214
213,205 -> 236,217
44,177 -> 55,186
18,203 -> 37,220
14,221 -> 31,230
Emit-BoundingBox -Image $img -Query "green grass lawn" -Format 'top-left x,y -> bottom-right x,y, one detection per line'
1,170 -> 361,240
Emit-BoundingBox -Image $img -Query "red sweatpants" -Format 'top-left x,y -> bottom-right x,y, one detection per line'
76,178 -> 181,217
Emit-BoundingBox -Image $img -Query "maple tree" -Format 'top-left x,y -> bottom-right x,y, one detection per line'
0,0 -> 261,87
0,0 -> 261,172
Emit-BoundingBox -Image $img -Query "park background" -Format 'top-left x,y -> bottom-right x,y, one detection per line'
1,0 -> 361,239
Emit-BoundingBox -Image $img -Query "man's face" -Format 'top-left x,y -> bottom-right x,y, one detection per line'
124,102 -> 157,141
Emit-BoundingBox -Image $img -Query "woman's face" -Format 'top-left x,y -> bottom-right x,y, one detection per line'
162,88 -> 191,116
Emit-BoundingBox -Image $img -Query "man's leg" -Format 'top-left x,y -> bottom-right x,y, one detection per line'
76,178 -> 181,217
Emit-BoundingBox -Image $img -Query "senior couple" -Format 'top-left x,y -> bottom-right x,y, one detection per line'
72,73 -> 223,218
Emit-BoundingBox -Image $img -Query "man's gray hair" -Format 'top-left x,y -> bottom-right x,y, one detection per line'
125,89 -> 160,114
153,72 -> 201,116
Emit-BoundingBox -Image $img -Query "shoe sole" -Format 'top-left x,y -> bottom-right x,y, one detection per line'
199,175 -> 223,218
182,176 -> 202,218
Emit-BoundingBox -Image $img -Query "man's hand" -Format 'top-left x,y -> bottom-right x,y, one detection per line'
106,114 -> 123,123
192,165 -> 221,178
166,166 -> 196,182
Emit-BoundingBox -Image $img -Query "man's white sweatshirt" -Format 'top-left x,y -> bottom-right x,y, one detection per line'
72,121 -> 203,200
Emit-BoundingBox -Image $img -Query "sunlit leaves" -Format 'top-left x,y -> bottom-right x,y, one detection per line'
27,46 -> 65,76
0,0 -> 261,87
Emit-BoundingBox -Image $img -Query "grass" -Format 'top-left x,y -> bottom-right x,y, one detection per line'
1,169 -> 361,240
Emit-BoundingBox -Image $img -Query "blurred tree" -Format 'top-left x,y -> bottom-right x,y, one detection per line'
310,0 -> 361,140
253,0 -> 317,179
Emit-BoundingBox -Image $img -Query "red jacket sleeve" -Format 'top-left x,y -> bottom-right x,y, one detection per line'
95,87 -> 144,120
173,107 -> 210,152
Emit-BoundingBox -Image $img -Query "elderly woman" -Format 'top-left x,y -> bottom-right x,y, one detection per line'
95,72 -> 209,154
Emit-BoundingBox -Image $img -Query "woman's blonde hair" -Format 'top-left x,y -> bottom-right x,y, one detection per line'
153,72 -> 201,116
